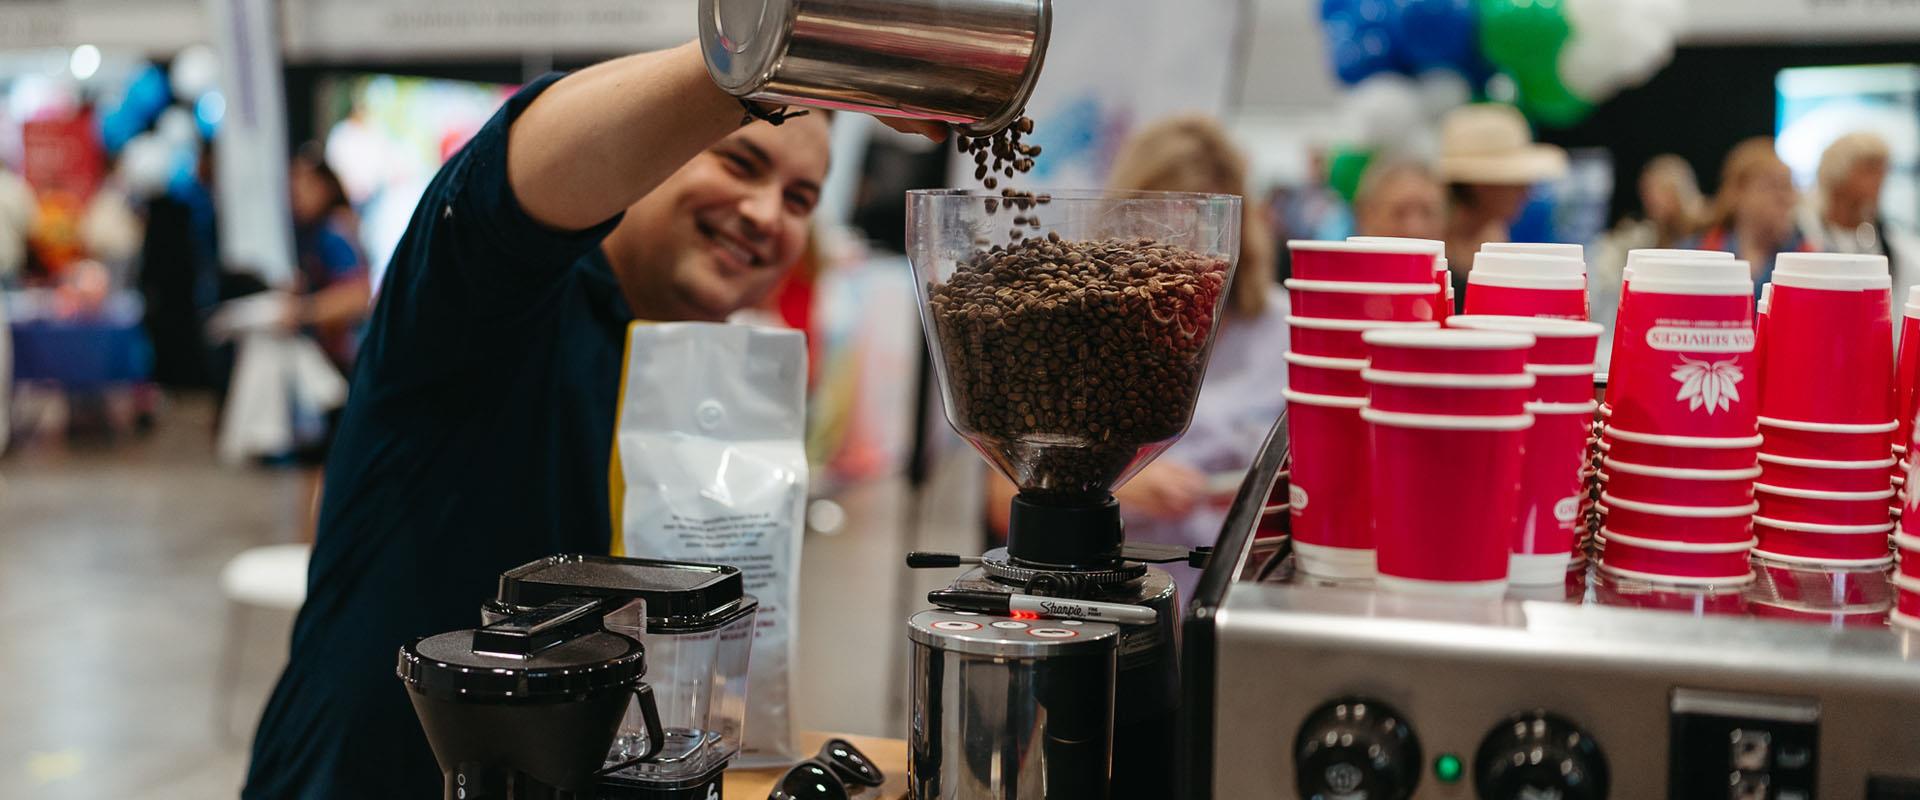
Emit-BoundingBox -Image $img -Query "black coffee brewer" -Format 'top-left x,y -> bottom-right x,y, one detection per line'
399,555 -> 758,800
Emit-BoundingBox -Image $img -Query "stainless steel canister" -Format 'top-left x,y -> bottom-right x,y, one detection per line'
907,609 -> 1118,799
698,0 -> 1051,136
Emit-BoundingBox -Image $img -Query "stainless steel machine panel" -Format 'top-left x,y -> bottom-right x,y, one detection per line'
1209,580 -> 1920,798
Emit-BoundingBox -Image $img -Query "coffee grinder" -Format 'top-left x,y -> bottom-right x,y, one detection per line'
903,188 -> 1243,799
403,554 -> 758,800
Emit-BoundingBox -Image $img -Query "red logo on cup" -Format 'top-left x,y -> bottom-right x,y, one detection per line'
1644,325 -> 1754,353
1670,356 -> 1744,415
1290,483 -> 1309,510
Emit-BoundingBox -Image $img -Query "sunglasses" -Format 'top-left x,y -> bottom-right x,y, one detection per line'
769,738 -> 885,800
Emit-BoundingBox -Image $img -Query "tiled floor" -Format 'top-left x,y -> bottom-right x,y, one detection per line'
0,393 -> 983,797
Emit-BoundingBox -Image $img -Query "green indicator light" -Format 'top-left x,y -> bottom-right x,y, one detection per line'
1434,753 -> 1464,783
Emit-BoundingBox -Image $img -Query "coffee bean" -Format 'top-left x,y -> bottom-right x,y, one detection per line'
928,236 -> 1229,497
984,177 -> 998,190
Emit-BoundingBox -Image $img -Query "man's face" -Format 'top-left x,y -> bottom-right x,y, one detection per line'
614,117 -> 831,322
1358,172 -> 1444,241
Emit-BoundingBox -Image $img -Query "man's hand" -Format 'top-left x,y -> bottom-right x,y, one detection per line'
1114,461 -> 1207,521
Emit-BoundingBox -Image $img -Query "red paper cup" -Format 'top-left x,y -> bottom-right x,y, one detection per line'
1361,369 -> 1533,416
1896,533 -> 1920,581
1752,516 -> 1895,562
1608,267 -> 1756,437
1362,328 -> 1535,375
1291,239 -> 1440,283
1463,281 -> 1588,320
1599,458 -> 1758,507
1756,453 -> 1899,493
1761,280 -> 1895,423
1598,493 -> 1756,545
1509,404 -> 1596,585
1598,529 -> 1756,584
1757,417 -> 1896,461
1754,483 -> 1895,526
1285,389 -> 1375,577
1753,556 -> 1891,606
1593,563 -> 1751,613
1366,407 -> 1532,593
1894,582 -> 1920,628
1287,315 -> 1439,359
1600,427 -> 1762,471
1284,352 -> 1367,397
1286,279 -> 1441,322
1255,503 -> 1290,539
1447,315 -> 1603,365
1527,367 -> 1601,404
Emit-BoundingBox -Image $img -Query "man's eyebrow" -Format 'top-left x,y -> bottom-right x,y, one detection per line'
731,138 -> 774,170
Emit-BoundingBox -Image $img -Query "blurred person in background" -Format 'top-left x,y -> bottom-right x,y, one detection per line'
286,143 -> 371,373
1436,104 -> 1568,308
1352,158 -> 1445,241
984,115 -> 1289,592
1798,132 -> 1920,289
1592,155 -> 1708,362
1689,136 -> 1804,291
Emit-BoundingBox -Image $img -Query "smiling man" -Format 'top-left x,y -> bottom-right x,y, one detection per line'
241,43 -> 931,799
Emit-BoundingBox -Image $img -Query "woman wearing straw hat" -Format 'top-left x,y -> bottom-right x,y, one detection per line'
1436,104 -> 1569,307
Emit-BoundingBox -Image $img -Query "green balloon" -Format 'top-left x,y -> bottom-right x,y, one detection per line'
1327,147 -> 1374,206
1477,0 -> 1572,78
1515,70 -> 1594,127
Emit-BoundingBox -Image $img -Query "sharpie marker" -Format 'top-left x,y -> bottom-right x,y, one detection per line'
929,589 -> 1159,626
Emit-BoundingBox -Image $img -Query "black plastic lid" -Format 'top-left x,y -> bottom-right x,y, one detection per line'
496,555 -> 755,632
397,628 -> 644,700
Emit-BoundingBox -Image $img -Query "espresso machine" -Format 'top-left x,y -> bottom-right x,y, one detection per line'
401,555 -> 758,800
901,188 -> 1244,799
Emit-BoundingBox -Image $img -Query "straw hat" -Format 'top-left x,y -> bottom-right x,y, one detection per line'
1436,104 -> 1568,186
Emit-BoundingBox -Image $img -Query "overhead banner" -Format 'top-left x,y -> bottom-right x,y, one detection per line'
1683,0 -> 1920,43
282,0 -> 695,60
0,0 -> 204,53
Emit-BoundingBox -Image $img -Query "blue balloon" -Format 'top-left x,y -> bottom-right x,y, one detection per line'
1393,0 -> 1478,73
1320,0 -> 1359,21
1325,11 -> 1400,85
123,65 -> 171,124
99,110 -> 140,154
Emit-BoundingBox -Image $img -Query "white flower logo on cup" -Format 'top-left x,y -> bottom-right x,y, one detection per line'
1289,483 -> 1309,511
1671,355 -> 1743,414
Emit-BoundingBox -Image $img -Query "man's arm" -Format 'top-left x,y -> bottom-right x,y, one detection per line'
506,42 -> 741,232
507,41 -> 946,232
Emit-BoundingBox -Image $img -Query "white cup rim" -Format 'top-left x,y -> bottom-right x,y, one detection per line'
1758,416 -> 1898,434
1361,328 -> 1536,350
1447,315 -> 1604,338
1753,482 -> 1895,501
1773,251 -> 1889,279
1482,242 -> 1585,258
1752,514 -> 1895,534
1293,238 -> 1441,256
1361,407 -> 1534,430
1599,528 -> 1758,553
1603,427 -> 1763,448
1905,302 -> 1920,319
1282,388 -> 1367,409
1771,273 -> 1892,291
1527,400 -> 1600,415
1892,573 -> 1920,594
1345,235 -> 1446,255
1600,457 -> 1761,480
1362,368 -> 1536,389
1626,248 -> 1736,265
1287,314 -> 1442,332
1526,363 -> 1599,376
1756,452 -> 1898,470
1750,548 -> 1895,569
1597,562 -> 1758,588
1894,531 -> 1920,552
1600,492 -> 1759,518
1466,272 -> 1588,290
1284,351 -> 1367,370
1285,278 -> 1439,295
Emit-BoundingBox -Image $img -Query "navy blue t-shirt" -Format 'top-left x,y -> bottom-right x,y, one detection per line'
243,74 -> 632,799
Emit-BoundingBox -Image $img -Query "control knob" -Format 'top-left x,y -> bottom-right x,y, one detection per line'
1474,710 -> 1609,800
1294,697 -> 1421,800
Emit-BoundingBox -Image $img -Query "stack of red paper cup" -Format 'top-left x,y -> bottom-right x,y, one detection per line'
1896,422 -> 1920,629
1751,253 -> 1897,569
1284,240 -> 1443,578
1463,248 -> 1588,320
1893,286 -> 1920,503
1361,328 -> 1536,596
1595,253 -> 1760,587
1448,315 -> 1603,584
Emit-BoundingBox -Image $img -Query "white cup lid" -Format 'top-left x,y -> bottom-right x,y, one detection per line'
1626,248 -> 1736,268
1291,239 -> 1437,256
1481,242 -> 1585,261
1907,285 -> 1920,308
1628,256 -> 1753,294
1447,315 -> 1604,338
1773,252 -> 1889,281
1469,251 -> 1586,280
